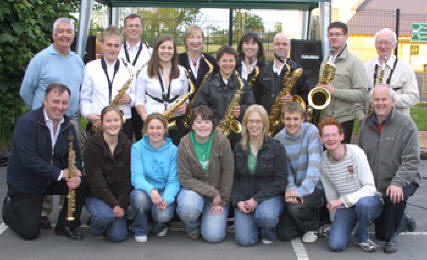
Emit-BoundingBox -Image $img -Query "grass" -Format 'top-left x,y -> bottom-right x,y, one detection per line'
411,103 -> 427,130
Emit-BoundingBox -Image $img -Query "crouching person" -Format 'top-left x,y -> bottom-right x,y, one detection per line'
177,105 -> 234,242
231,105 -> 287,246
85,105 -> 132,242
319,117 -> 383,252
130,113 -> 180,242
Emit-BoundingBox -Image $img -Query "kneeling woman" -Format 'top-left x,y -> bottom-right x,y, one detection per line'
85,105 -> 132,242
130,113 -> 180,242
177,105 -> 234,242
231,104 -> 288,246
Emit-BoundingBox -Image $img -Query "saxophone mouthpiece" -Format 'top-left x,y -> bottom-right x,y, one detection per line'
273,52 -> 285,63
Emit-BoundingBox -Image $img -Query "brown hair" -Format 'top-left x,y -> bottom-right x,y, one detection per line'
328,21 -> 348,35
124,13 -> 143,27
184,25 -> 204,50
101,105 -> 124,124
148,35 -> 179,80
142,113 -> 169,136
216,45 -> 237,61
318,117 -> 344,136
45,83 -> 70,98
281,101 -> 305,120
237,32 -> 265,65
190,105 -> 215,128
241,104 -> 269,151
102,26 -> 123,43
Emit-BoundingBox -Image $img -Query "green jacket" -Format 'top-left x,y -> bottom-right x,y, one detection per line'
319,46 -> 369,122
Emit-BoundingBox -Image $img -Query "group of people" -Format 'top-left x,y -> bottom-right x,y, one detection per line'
2,14 -> 421,255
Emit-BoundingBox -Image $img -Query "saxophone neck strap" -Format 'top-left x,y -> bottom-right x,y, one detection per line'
101,58 -> 120,103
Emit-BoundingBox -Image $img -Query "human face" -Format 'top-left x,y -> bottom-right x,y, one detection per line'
242,39 -> 259,61
282,111 -> 303,136
147,119 -> 166,143
192,115 -> 213,140
371,87 -> 395,121
273,34 -> 290,59
43,89 -> 69,123
218,53 -> 236,78
102,111 -> 122,136
327,27 -> 348,51
321,125 -> 344,152
158,40 -> 175,64
103,35 -> 121,64
124,17 -> 142,43
375,32 -> 396,60
52,22 -> 74,52
246,111 -> 264,139
186,31 -> 204,53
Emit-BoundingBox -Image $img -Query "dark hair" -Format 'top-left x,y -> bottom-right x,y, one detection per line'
281,101 -> 305,119
190,105 -> 215,127
148,35 -> 179,80
101,105 -> 124,124
216,45 -> 237,61
328,21 -> 348,35
142,113 -> 169,136
45,83 -> 70,98
318,117 -> 344,136
237,32 -> 265,65
124,13 -> 143,27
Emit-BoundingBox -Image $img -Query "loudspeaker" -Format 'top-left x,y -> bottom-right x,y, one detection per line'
290,39 -> 322,89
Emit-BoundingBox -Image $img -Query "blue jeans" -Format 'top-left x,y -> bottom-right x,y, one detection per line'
85,197 -> 128,242
234,196 -> 284,247
329,195 -> 383,252
176,189 -> 229,243
130,189 -> 175,236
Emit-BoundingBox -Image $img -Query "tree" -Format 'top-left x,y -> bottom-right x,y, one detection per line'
234,11 -> 265,41
0,0 -> 80,148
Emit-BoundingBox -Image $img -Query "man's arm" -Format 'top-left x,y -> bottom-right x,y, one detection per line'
20,56 -> 42,108
393,66 -> 419,109
334,58 -> 369,103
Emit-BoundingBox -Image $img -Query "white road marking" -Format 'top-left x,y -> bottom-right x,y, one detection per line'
291,238 -> 310,260
0,223 -> 8,235
400,232 -> 427,236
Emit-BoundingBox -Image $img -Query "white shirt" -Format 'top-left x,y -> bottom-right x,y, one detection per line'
118,41 -> 152,72
240,59 -> 257,80
80,58 -> 136,119
43,109 -> 64,181
365,54 -> 419,115
273,60 -> 285,76
136,65 -> 189,115
187,54 -> 200,79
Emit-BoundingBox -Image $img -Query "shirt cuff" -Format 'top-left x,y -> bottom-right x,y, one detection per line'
57,170 -> 64,181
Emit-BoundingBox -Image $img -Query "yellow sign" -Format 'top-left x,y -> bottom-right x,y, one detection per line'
410,45 -> 419,55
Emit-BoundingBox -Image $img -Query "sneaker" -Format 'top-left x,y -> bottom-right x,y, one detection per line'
318,224 -> 330,238
302,231 -> 318,243
384,241 -> 398,253
135,235 -> 148,243
186,230 -> 200,239
356,239 -> 377,252
156,227 -> 169,237
261,238 -> 273,244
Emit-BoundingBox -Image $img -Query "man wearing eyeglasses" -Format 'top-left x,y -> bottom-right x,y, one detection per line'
362,28 -> 419,119
317,21 -> 369,144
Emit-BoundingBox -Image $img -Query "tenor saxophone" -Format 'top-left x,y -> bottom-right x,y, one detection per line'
183,54 -> 214,128
268,63 -> 303,136
163,69 -> 196,129
218,71 -> 245,136
66,135 -> 76,221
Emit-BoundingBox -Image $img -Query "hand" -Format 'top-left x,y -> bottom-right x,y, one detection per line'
67,175 -> 81,190
112,205 -> 125,218
326,199 -> 343,212
62,168 -> 82,180
246,198 -> 258,212
237,201 -> 250,214
87,114 -> 102,127
280,93 -> 293,104
215,126 -> 224,133
175,103 -> 187,116
118,93 -> 131,105
150,190 -> 162,206
320,83 -> 336,96
285,189 -> 303,204
212,194 -> 222,206
386,185 -> 404,204
210,205 -> 224,215
233,105 -> 241,118
157,200 -> 168,211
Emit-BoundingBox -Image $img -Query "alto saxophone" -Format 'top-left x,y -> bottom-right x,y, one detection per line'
268,63 -> 303,136
66,135 -> 76,221
248,63 -> 260,88
218,71 -> 245,136
184,54 -> 214,128
163,69 -> 196,129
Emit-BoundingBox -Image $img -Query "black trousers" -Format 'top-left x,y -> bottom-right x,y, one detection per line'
131,107 -> 143,141
340,119 -> 354,144
2,177 -> 87,240
375,183 -> 418,242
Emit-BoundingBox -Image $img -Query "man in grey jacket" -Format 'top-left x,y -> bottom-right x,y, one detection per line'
359,84 -> 421,253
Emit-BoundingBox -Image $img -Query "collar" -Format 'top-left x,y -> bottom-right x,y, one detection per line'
126,41 -> 142,50
43,108 -> 64,126
374,110 -> 393,126
103,58 -> 118,67
273,59 -> 285,74
48,44 -> 71,57
375,54 -> 396,68
331,45 -> 348,61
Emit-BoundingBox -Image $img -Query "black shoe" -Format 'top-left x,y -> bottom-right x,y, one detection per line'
406,216 -> 417,232
40,216 -> 51,230
54,226 -> 84,240
384,241 -> 398,253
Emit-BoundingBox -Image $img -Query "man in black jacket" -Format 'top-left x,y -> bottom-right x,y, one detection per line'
3,83 -> 87,240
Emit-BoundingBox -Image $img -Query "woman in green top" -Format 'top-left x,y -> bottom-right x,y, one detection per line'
177,105 -> 234,242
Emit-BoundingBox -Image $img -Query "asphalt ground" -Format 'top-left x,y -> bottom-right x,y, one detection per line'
0,161 -> 426,260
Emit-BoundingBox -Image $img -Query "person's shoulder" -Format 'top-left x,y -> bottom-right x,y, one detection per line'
85,59 -> 101,70
69,51 -> 84,64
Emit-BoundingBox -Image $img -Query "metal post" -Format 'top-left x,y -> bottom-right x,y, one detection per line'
229,9 -> 233,46
395,8 -> 400,56
319,1 -> 331,61
302,10 -> 308,40
76,0 -> 94,58
307,8 -> 313,39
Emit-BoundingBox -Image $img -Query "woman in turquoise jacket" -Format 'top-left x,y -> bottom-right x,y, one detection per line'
130,113 -> 180,242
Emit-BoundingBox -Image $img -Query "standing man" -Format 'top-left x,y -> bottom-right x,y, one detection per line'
362,28 -> 419,118
359,84 -> 421,253
317,21 -> 368,144
19,17 -> 84,229
119,13 -> 152,141
3,84 -> 87,240
259,33 -> 310,113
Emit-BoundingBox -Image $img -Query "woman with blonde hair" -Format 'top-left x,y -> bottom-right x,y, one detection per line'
231,104 -> 288,246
